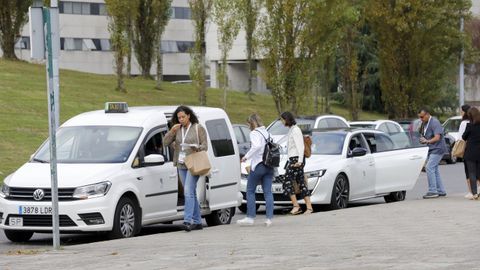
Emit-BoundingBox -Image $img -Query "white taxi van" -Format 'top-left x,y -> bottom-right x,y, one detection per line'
0,103 -> 242,242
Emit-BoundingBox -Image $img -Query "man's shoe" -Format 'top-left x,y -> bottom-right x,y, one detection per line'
183,222 -> 192,232
423,193 -> 439,199
191,223 -> 203,230
438,193 -> 447,197
237,217 -> 254,226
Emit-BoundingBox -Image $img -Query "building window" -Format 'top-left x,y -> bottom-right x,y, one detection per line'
161,40 -> 194,53
15,37 -> 30,50
60,37 -> 110,51
81,3 -> 90,15
72,2 -> 82,14
171,7 -> 191,19
59,1 -> 107,16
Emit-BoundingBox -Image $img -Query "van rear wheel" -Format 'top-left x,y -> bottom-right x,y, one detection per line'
206,207 -> 235,226
4,230 -> 34,242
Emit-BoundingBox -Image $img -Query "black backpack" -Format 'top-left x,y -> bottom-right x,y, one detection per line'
256,130 -> 280,168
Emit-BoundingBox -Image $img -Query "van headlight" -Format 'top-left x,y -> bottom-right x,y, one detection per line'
73,182 -> 111,200
0,184 -> 10,198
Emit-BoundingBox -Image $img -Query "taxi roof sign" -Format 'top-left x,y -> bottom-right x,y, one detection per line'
105,102 -> 129,113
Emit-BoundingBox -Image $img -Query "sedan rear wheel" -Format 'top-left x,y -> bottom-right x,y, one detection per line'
329,174 -> 349,210
384,191 -> 406,203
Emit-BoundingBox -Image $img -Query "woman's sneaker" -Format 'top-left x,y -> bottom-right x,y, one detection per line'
264,219 -> 272,227
465,193 -> 474,199
237,217 -> 254,226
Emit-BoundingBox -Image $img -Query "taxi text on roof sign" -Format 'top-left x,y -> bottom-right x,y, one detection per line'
105,102 -> 128,113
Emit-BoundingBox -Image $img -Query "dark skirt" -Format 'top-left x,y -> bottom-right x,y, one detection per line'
282,156 -> 311,198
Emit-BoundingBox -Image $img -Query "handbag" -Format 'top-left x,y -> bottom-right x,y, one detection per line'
452,139 -> 466,158
184,124 -> 211,176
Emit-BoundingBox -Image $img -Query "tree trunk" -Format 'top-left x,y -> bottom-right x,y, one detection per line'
115,52 -> 125,92
155,50 -> 163,90
199,15 -> 207,106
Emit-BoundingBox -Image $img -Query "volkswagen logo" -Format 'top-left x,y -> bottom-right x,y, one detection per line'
33,189 -> 45,201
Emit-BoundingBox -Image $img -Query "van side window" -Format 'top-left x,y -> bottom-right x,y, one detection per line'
205,119 -> 235,157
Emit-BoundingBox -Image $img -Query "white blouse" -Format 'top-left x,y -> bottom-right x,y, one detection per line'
287,125 -> 304,163
244,126 -> 269,171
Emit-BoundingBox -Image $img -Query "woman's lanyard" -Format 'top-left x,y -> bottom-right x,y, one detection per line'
181,123 -> 192,146
423,117 -> 431,136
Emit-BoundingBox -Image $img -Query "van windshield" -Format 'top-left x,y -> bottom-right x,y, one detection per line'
33,126 -> 142,163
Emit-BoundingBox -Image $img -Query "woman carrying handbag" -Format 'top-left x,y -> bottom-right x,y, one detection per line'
164,106 -> 208,232
280,111 -> 314,215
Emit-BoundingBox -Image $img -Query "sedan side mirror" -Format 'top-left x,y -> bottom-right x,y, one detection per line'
143,154 -> 165,166
350,147 -> 367,157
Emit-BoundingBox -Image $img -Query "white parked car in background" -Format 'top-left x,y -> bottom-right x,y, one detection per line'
240,128 -> 427,210
349,120 -> 404,133
0,103 -> 242,242
442,116 -> 462,141
267,115 -> 350,143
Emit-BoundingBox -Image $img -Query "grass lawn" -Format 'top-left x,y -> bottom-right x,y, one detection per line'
0,59 -> 385,179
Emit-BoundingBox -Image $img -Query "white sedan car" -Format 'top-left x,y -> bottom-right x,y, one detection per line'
240,129 -> 428,210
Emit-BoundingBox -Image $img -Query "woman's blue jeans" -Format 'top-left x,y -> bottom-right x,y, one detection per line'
178,168 -> 202,224
246,163 -> 274,219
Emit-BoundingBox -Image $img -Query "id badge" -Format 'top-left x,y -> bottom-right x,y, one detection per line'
178,151 -> 186,164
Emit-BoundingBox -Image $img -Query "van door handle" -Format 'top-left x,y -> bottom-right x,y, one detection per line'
409,155 -> 423,160
169,174 -> 177,179
211,169 -> 220,174
137,176 -> 143,181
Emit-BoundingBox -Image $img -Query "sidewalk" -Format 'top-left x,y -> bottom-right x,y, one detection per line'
1,195 -> 480,270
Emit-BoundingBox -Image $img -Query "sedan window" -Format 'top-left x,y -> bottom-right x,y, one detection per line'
311,133 -> 345,155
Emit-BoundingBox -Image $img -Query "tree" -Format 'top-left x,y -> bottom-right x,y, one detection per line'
105,0 -> 138,91
153,0 -> 172,90
234,0 -> 262,100
368,0 -> 470,118
257,0 -> 313,115
0,0 -> 32,60
189,0 -> 212,106
212,0 -> 240,109
133,0 -> 171,79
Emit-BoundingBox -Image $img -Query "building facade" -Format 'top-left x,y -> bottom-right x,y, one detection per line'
8,0 -> 195,80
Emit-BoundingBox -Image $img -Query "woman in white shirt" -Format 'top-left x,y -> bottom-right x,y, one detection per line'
237,114 -> 274,227
280,112 -> 313,215
459,104 -> 473,199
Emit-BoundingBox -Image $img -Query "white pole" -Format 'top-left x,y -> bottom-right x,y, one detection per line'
460,17 -> 465,107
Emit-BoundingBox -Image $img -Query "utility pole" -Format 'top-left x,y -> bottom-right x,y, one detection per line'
459,17 -> 465,108
30,0 -> 61,250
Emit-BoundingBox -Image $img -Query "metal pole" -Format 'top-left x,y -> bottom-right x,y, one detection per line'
43,7 -> 60,251
460,17 -> 465,107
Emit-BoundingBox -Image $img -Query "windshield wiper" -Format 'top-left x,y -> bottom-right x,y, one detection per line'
32,158 -> 49,163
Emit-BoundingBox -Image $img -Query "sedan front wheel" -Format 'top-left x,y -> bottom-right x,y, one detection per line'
329,174 -> 349,210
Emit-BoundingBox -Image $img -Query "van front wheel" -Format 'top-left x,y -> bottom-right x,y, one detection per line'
4,230 -> 34,242
108,197 -> 140,239
205,207 -> 235,226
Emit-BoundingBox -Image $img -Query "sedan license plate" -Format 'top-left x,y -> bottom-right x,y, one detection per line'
18,206 -> 53,215
9,217 -> 23,227
256,184 -> 283,194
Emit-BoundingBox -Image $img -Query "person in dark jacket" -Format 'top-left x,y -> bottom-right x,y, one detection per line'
462,107 -> 480,199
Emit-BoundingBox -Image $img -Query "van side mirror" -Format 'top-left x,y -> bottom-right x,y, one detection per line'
350,147 -> 367,157
143,154 -> 165,166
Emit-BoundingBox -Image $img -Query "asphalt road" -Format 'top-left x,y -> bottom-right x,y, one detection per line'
0,161 -> 468,253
